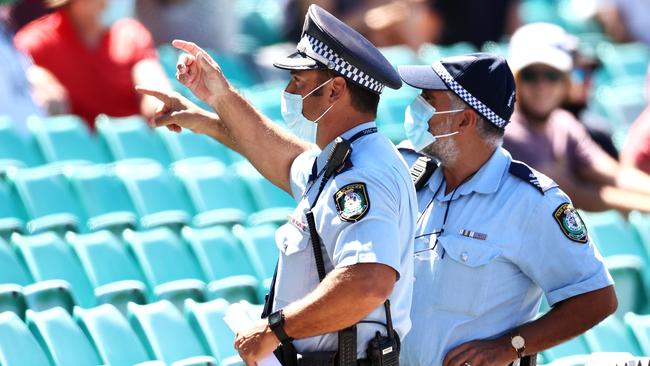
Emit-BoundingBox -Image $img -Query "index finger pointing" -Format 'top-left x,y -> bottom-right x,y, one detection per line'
135,86 -> 172,103
172,39 -> 206,57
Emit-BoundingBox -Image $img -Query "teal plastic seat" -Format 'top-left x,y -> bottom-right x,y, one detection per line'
96,115 -> 172,165
630,212 -> 650,258
580,210 -> 648,259
0,116 -> 42,171
115,159 -> 193,229
591,81 -> 647,132
541,335 -> 591,362
0,311 -> 50,366
182,226 -> 261,303
234,162 -> 294,225
376,85 -> 419,142
0,285 -> 27,318
157,128 -> 231,163
584,314 -> 642,355
66,164 -> 138,232
418,42 -> 478,63
604,255 -> 649,316
124,227 -> 207,306
14,232 -> 95,308
27,307 -> 102,366
22,280 -> 76,314
9,166 -> 84,234
625,313 -> 650,355
241,81 -> 287,122
379,46 -> 421,67
128,300 -> 217,365
27,115 -> 108,164
172,158 -> 255,227
0,180 -> 25,237
185,298 -> 242,364
233,224 -> 279,292
0,236 -> 31,286
75,304 -> 152,366
67,231 -> 148,311
596,42 -> 650,81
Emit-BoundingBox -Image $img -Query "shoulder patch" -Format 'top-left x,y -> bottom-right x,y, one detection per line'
508,160 -> 556,194
553,203 -> 588,244
333,182 -> 370,222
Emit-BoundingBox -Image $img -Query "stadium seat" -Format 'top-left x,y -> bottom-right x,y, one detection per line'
234,161 -> 294,225
26,307 -> 102,366
596,42 -> 650,82
66,164 -> 138,232
241,81 -> 287,123
172,157 -> 256,227
630,212 -> 650,257
207,50 -> 260,89
185,298 -> 243,364
376,85 -> 419,142
157,128 -> 231,163
379,45 -> 421,67
75,304 -> 152,366
115,159 -> 193,229
604,255 -> 649,316
418,42 -> 478,64
96,115 -> 172,165
0,116 -> 42,171
584,314 -> 643,355
182,226 -> 261,303
128,300 -> 218,365
0,236 -> 32,286
123,228 -> 207,307
8,165 -> 84,234
541,335 -> 591,363
67,231 -> 148,311
27,115 -> 108,164
0,311 -> 51,366
0,180 -> 25,238
591,81 -> 647,133
625,313 -> 650,355
0,285 -> 26,320
13,232 -> 95,308
233,224 -> 279,293
22,280 -> 75,314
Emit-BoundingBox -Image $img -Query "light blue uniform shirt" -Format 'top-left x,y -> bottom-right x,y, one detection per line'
273,122 -> 418,358
399,147 -> 613,366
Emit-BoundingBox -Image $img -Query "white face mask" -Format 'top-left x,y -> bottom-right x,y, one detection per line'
404,95 -> 463,152
281,78 -> 336,144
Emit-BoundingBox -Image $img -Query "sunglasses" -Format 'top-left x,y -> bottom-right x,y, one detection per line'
520,69 -> 564,83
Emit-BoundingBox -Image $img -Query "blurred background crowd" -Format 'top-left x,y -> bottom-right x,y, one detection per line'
2,0 -> 650,363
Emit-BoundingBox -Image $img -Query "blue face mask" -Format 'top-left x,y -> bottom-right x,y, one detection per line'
281,78 -> 336,144
404,95 -> 463,152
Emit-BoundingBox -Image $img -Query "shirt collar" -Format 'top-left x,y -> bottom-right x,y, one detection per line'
427,146 -> 511,201
315,121 -> 376,172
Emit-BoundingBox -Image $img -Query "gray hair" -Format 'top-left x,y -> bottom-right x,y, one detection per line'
446,92 -> 504,147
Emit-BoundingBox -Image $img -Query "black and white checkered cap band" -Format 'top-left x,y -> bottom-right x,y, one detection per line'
297,34 -> 385,93
432,62 -> 508,128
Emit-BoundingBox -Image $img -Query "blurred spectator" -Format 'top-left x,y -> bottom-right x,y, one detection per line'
0,0 -> 68,134
286,0 -> 438,49
136,0 -> 238,52
427,0 -> 520,48
9,0 -> 49,31
621,66 -> 650,174
504,23 -> 650,213
14,0 -> 170,128
596,0 -> 650,46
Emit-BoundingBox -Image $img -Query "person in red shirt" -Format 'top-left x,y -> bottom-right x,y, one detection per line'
621,106 -> 650,174
14,0 -> 170,128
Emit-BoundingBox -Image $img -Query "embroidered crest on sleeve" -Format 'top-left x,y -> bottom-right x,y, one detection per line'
334,182 -> 370,222
553,203 -> 588,243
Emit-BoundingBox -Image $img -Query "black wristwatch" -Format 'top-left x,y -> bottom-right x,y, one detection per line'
268,309 -> 293,344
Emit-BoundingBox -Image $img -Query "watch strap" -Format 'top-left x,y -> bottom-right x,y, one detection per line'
269,310 -> 293,344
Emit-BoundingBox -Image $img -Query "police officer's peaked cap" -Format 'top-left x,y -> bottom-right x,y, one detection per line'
398,53 -> 516,129
274,5 -> 402,94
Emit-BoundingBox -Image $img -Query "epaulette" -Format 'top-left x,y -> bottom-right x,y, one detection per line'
410,156 -> 437,191
508,160 -> 556,195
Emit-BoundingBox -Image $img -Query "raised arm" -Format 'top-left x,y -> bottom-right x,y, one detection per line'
137,40 -> 310,194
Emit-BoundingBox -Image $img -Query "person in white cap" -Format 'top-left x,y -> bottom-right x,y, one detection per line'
504,22 -> 650,214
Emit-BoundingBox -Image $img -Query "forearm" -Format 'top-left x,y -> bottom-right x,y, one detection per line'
210,86 -> 310,193
282,263 -> 395,339
508,286 -> 616,357
615,166 -> 650,195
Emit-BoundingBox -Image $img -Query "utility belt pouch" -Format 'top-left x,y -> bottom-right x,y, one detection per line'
338,325 -> 357,366
297,351 -> 338,366
276,343 -> 298,366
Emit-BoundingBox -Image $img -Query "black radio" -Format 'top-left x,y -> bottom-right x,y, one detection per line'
365,300 -> 400,366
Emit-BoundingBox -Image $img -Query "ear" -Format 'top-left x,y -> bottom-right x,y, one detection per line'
329,76 -> 347,103
457,109 -> 478,133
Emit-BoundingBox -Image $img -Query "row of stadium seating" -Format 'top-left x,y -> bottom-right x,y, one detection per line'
0,299 -> 251,366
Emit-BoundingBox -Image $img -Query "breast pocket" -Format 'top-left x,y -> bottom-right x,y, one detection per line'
430,235 -> 503,317
274,222 -> 318,307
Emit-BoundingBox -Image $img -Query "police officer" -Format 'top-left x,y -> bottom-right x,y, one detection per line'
137,5 -> 416,366
396,54 -> 617,366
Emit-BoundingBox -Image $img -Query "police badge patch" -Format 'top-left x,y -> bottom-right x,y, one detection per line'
553,203 -> 588,243
334,183 -> 369,222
